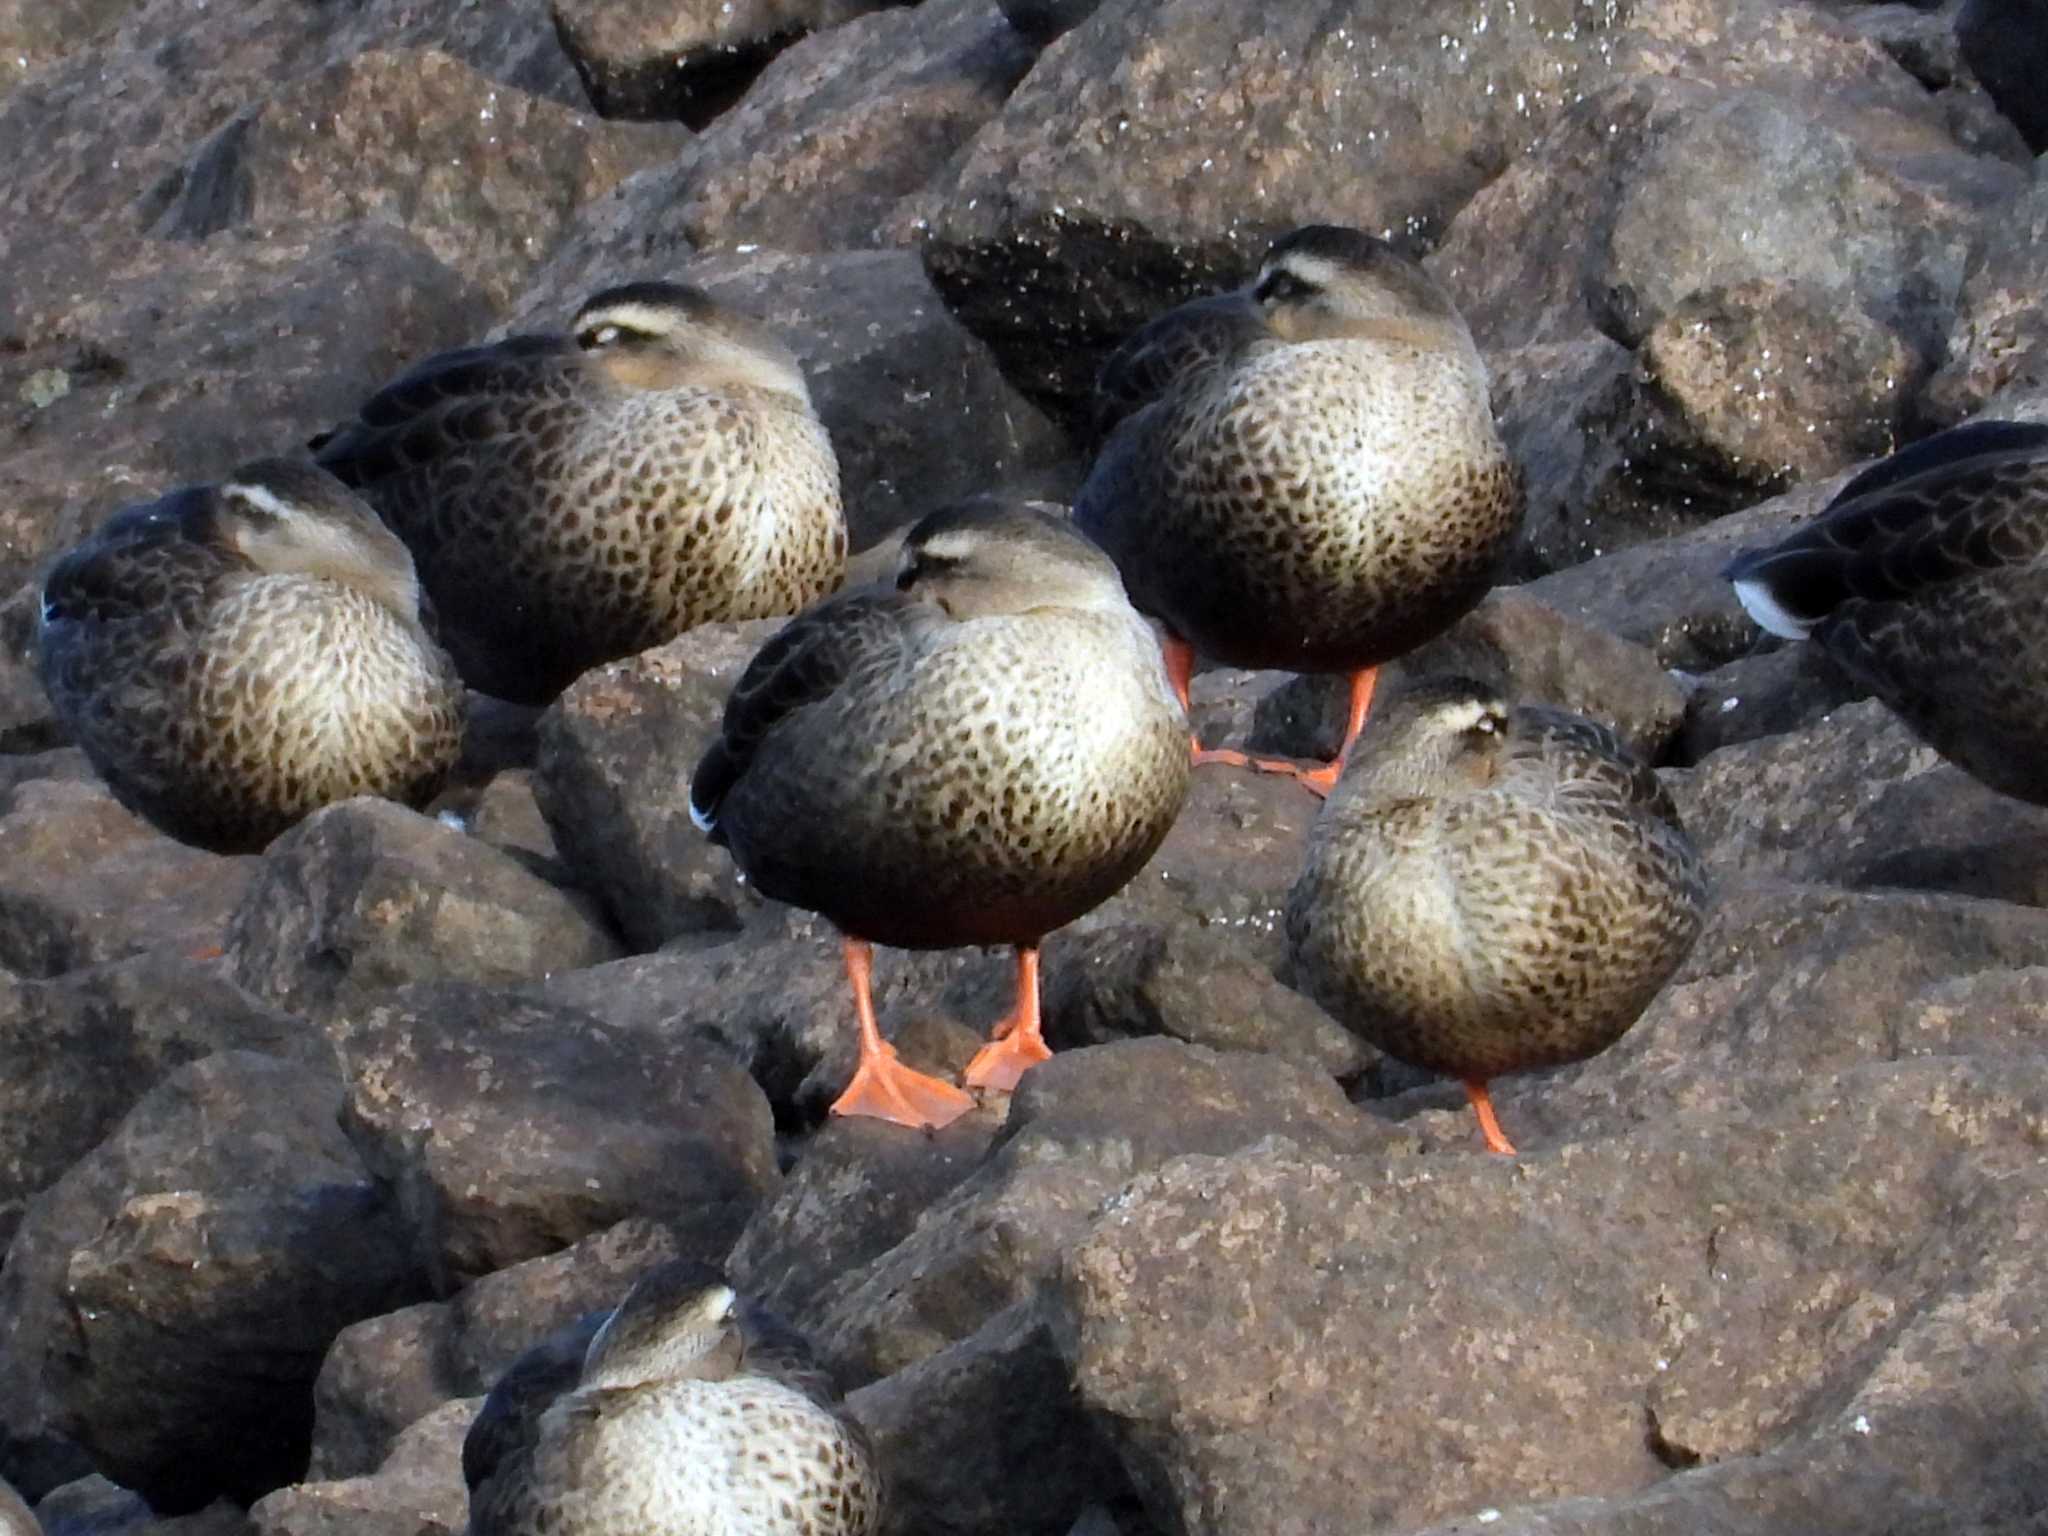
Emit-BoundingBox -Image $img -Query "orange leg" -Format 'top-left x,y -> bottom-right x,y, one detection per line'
1294,667 -> 1379,797
830,937 -> 975,1130
963,945 -> 1053,1092
1462,1078 -> 1518,1156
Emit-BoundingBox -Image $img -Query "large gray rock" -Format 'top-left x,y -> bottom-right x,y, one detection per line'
0,779 -> 254,979
0,1053 -> 426,1513
550,0 -> 914,122
224,798 -> 621,1023
1925,167 -> 2048,426
248,1401 -> 470,1536
334,986 -> 780,1289
147,49 -> 683,305
0,951 -> 308,1250
1,223 -> 494,594
1062,1058 -> 2048,1536
309,1219 -> 686,1480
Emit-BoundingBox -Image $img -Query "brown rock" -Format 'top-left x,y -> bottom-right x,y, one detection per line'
534,622 -> 777,949
309,1219 -> 688,1480
550,0 -> 913,123
652,0 -> 1034,252
847,1301 -> 1131,1536
1,224 -> 494,593
248,1400 -> 470,1536
0,779 -> 254,979
223,798 -> 621,1023
0,1052 -> 426,1513
806,1038 -> 1397,1384
0,950 -> 310,1250
1672,643 -> 1865,763
1925,168 -> 2048,426
334,986 -> 780,1289
148,50 -> 686,305
1669,698 -> 2048,906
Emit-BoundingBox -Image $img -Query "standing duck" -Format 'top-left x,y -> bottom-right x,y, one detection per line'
466,1261 -> 880,1536
315,281 -> 846,704
689,499 -> 1190,1129
1726,418 -> 2048,804
1075,225 -> 1524,794
1285,679 -> 1708,1154
36,459 -> 464,854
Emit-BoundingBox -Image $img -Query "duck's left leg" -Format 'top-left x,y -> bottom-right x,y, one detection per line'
964,945 -> 1052,1092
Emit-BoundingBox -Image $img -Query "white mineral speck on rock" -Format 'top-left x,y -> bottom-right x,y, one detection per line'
1854,1415 -> 1872,1434
1477,1512 -> 1501,1525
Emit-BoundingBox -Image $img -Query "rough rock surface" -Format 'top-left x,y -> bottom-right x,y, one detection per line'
0,1054 -> 424,1514
224,798 -> 621,1023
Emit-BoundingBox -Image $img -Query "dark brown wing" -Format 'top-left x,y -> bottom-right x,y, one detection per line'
1092,289 -> 1267,441
312,333 -> 579,488
1724,422 -> 2048,632
38,488 -> 227,631
688,589 -> 930,840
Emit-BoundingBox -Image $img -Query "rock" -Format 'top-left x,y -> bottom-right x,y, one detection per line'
922,0 -> 1644,422
309,1218 -> 687,1480
518,245 -> 1072,552
223,798 -> 621,1023
1958,0 -> 2048,151
249,1400 -> 470,1536
729,1116 -> 999,1334
534,621 -> 777,950
1924,168 -> 2048,426
804,1039 -> 1397,1384
1247,588 -> 1689,766
847,1301 -> 1130,1536
2,224 -> 495,594
147,49 -> 685,305
334,985 -> 780,1289
994,0 -> 1102,45
1673,644 -> 1866,763
1669,698 -> 2048,906
550,0 -> 913,123
0,0 -> 145,95
1518,472 -> 1844,672
1041,921 -> 1369,1080
32,1481 -> 246,1536
0,1052 -> 426,1513
0,950 -> 310,1250
641,0 -> 1034,253
0,779 -> 254,979
1059,1059 -> 2048,1536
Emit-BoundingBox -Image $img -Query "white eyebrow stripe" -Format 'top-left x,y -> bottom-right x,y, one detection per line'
219,481 -> 300,520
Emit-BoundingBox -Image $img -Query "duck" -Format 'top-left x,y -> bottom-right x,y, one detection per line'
1074,225 -> 1524,795
689,498 -> 1190,1129
36,458 -> 464,854
315,280 -> 846,705
466,1261 -> 880,1536
1725,418 -> 2048,804
1285,678 -> 1708,1154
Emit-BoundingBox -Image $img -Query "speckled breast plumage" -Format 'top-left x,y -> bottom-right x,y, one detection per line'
473,1374 -> 880,1536
1078,337 -> 1522,673
41,572 -> 464,854
332,377 -> 844,704
719,608 -> 1190,952
1286,707 -> 1707,1082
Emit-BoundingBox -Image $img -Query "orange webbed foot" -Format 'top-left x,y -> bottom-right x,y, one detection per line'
963,1029 -> 1053,1093
832,1044 -> 976,1130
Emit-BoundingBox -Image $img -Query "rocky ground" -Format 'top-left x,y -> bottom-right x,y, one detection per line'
1,0 -> 2047,1533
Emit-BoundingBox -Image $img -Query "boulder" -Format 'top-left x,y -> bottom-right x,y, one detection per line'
0,950 -> 310,1250
224,798 -> 621,1023
2,224 -> 494,594
248,1401 -> 470,1536
1672,643 -> 1865,763
333,985 -> 780,1289
1924,168 -> 2048,426
147,49 -> 686,305
1058,1058 -> 2048,1536
0,779 -> 254,979
308,1218 -> 686,1480
0,1053 -> 426,1513
549,0 -> 915,123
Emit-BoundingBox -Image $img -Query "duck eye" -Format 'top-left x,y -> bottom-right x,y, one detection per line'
895,562 -> 919,590
578,324 -> 623,349
1255,269 -> 1310,306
